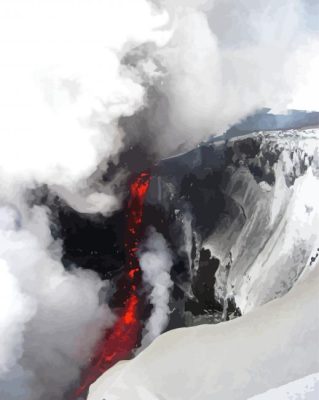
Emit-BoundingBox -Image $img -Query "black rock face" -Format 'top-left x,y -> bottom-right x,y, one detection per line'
58,207 -> 126,280
143,129 -> 317,327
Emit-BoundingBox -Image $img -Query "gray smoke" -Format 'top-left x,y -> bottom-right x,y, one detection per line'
0,1 -> 170,399
138,228 -> 174,348
0,0 -> 170,210
135,0 -> 319,156
0,204 -> 114,400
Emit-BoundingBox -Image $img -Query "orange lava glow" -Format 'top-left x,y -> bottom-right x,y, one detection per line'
74,171 -> 151,398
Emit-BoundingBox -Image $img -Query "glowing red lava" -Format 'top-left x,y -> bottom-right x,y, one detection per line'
74,171 -> 151,398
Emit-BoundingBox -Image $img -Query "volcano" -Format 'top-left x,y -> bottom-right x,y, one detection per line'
84,126 -> 319,400
53,112 -> 319,400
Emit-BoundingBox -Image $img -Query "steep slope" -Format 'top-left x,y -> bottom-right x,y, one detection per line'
144,128 -> 319,323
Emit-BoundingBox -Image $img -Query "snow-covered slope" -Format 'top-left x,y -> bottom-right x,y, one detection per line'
87,263 -> 319,400
247,373 -> 319,400
209,129 -> 319,312
146,128 -> 319,321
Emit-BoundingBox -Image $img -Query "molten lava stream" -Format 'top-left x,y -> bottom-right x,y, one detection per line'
74,171 -> 151,399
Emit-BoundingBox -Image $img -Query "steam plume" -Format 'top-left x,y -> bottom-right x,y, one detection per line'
142,0 -> 319,155
0,205 -> 114,400
138,228 -> 173,347
0,1 -> 169,398
0,0 -> 169,207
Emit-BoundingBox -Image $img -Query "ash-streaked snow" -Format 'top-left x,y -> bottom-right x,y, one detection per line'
206,129 -> 319,312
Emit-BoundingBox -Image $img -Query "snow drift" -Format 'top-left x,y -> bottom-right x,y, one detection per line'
87,259 -> 319,400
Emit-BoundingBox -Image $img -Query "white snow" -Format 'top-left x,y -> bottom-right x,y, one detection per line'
87,262 -> 319,400
207,129 -> 319,312
247,373 -> 319,400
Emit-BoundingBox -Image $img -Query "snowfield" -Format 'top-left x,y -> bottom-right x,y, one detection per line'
87,261 -> 319,400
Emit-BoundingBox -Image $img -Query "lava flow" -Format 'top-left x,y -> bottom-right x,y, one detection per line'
74,171 -> 151,398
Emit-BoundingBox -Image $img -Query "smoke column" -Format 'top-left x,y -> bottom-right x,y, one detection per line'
0,1 -> 168,399
138,227 -> 174,348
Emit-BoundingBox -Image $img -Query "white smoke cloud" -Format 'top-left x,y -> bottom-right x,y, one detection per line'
0,205 -> 114,400
1,0 -> 317,181
138,227 -> 173,348
146,0 -> 319,155
0,1 -> 170,398
0,0 -> 170,209
1,0 -> 318,180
